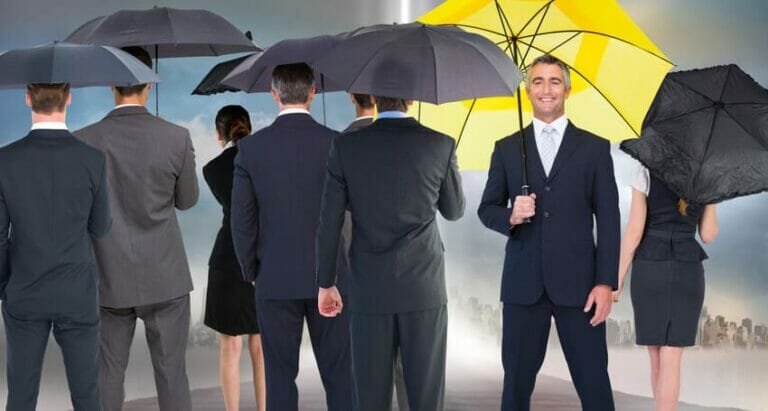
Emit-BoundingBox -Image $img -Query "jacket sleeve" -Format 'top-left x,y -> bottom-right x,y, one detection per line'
315,139 -> 348,288
437,142 -> 465,221
88,155 -> 112,239
0,182 -> 9,299
231,151 -> 259,283
174,131 -> 199,210
593,143 -> 620,289
477,141 -> 513,235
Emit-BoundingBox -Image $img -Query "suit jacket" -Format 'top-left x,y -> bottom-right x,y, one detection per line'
203,146 -> 240,271
342,117 -> 373,133
316,118 -> 465,314
74,106 -> 198,308
477,122 -> 620,307
0,129 -> 111,314
231,113 -> 348,300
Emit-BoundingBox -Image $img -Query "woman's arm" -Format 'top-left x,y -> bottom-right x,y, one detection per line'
613,188 -> 647,302
698,204 -> 719,244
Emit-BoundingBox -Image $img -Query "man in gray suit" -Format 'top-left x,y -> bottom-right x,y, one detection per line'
316,94 -> 465,411
0,83 -> 111,410
75,47 -> 199,411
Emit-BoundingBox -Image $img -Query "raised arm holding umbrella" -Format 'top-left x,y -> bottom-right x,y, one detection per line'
0,41 -> 156,411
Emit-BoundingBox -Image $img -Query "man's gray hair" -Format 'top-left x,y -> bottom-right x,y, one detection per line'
525,55 -> 571,89
271,63 -> 315,104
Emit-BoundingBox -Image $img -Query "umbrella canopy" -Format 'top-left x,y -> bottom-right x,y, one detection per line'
313,23 -> 523,104
621,65 -> 768,205
191,54 -> 254,95
221,34 -> 346,93
416,0 -> 673,170
0,42 -> 159,89
64,7 -> 260,58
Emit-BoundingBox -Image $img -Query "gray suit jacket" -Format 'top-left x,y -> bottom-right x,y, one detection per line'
75,106 -> 198,308
316,118 -> 465,313
0,129 -> 111,314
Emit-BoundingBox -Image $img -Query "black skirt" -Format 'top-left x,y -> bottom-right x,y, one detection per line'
630,258 -> 704,347
204,267 -> 259,336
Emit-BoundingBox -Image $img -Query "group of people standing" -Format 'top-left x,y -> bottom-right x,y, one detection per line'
0,44 -> 719,411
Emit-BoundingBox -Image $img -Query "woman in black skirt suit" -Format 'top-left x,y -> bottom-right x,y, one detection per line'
614,166 -> 719,411
203,105 -> 265,411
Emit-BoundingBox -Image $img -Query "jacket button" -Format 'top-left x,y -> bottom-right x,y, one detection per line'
544,186 -> 551,191
543,211 -> 550,218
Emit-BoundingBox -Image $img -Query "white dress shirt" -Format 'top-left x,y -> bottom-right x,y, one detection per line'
31,121 -> 68,130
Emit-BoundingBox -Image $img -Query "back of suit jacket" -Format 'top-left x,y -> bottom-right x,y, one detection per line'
232,113 -> 348,300
75,106 -> 198,308
316,118 -> 465,314
0,130 -> 111,315
478,123 -> 620,307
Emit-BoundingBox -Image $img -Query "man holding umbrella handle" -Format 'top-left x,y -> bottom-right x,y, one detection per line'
478,55 -> 620,410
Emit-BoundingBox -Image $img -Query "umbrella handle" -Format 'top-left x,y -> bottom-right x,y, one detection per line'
521,184 -> 532,224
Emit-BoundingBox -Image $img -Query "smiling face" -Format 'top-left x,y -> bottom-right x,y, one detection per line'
525,62 -> 571,123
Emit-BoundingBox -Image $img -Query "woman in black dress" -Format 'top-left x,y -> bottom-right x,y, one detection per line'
203,105 -> 265,411
614,166 -> 718,411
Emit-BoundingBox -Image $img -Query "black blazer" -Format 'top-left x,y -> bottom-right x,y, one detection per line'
231,113 -> 348,300
478,122 -> 620,307
203,146 -> 240,271
0,129 -> 111,313
342,117 -> 373,133
316,118 -> 465,313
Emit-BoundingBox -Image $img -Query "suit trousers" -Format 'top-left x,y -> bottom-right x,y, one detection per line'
501,293 -> 614,411
2,302 -> 100,411
99,294 -> 191,411
350,305 -> 447,411
256,298 -> 352,411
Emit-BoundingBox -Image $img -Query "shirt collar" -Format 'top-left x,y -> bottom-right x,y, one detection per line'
31,121 -> 68,131
114,103 -> 143,110
376,111 -> 409,120
353,115 -> 374,122
532,114 -> 568,138
278,108 -> 311,117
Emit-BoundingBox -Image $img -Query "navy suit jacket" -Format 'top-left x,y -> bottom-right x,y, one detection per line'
478,122 -> 620,307
0,129 -> 111,314
231,113 -> 348,300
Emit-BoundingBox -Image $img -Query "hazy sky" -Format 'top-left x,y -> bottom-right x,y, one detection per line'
1,0 -> 767,324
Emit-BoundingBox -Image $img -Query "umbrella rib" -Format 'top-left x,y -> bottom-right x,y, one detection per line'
519,2 -> 552,67
443,23 -> 507,38
721,107 -> 768,151
456,98 -> 478,148
650,105 -> 713,125
514,0 -> 555,38
516,38 -> 640,136
517,30 -> 673,65
689,108 -> 720,199
519,32 -> 580,71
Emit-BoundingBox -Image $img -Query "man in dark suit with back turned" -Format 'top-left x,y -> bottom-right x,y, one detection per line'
478,54 -> 620,410
231,63 -> 352,411
316,83 -> 465,409
75,46 -> 198,411
343,93 -> 375,133
0,83 -> 111,410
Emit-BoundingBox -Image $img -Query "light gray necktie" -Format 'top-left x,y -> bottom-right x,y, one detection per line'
540,125 -> 557,176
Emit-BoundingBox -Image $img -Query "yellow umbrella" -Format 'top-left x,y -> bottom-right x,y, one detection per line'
414,0 -> 673,170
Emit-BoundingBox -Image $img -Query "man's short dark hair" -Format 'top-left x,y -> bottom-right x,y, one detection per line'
352,93 -> 374,110
271,63 -> 315,105
374,96 -> 408,113
114,46 -> 153,96
27,83 -> 70,114
526,54 -> 571,89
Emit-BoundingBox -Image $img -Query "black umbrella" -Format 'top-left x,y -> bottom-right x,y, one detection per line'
191,54 -> 254,95
621,64 -> 768,204
313,23 -> 522,104
0,42 -> 159,88
65,7 -> 260,113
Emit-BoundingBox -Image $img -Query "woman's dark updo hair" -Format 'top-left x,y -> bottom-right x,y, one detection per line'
215,105 -> 251,144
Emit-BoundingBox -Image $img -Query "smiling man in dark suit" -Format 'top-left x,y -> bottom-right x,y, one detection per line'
231,63 -> 352,411
478,54 -> 620,410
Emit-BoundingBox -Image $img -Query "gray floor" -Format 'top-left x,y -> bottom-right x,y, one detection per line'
123,374 -> 742,411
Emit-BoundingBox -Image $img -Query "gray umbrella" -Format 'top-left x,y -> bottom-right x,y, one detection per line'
64,7 -> 260,58
0,42 -> 159,89
313,23 -> 522,104
65,7 -> 260,113
191,54 -> 255,96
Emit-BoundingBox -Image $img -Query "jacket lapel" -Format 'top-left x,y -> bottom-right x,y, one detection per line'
546,121 -> 581,182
